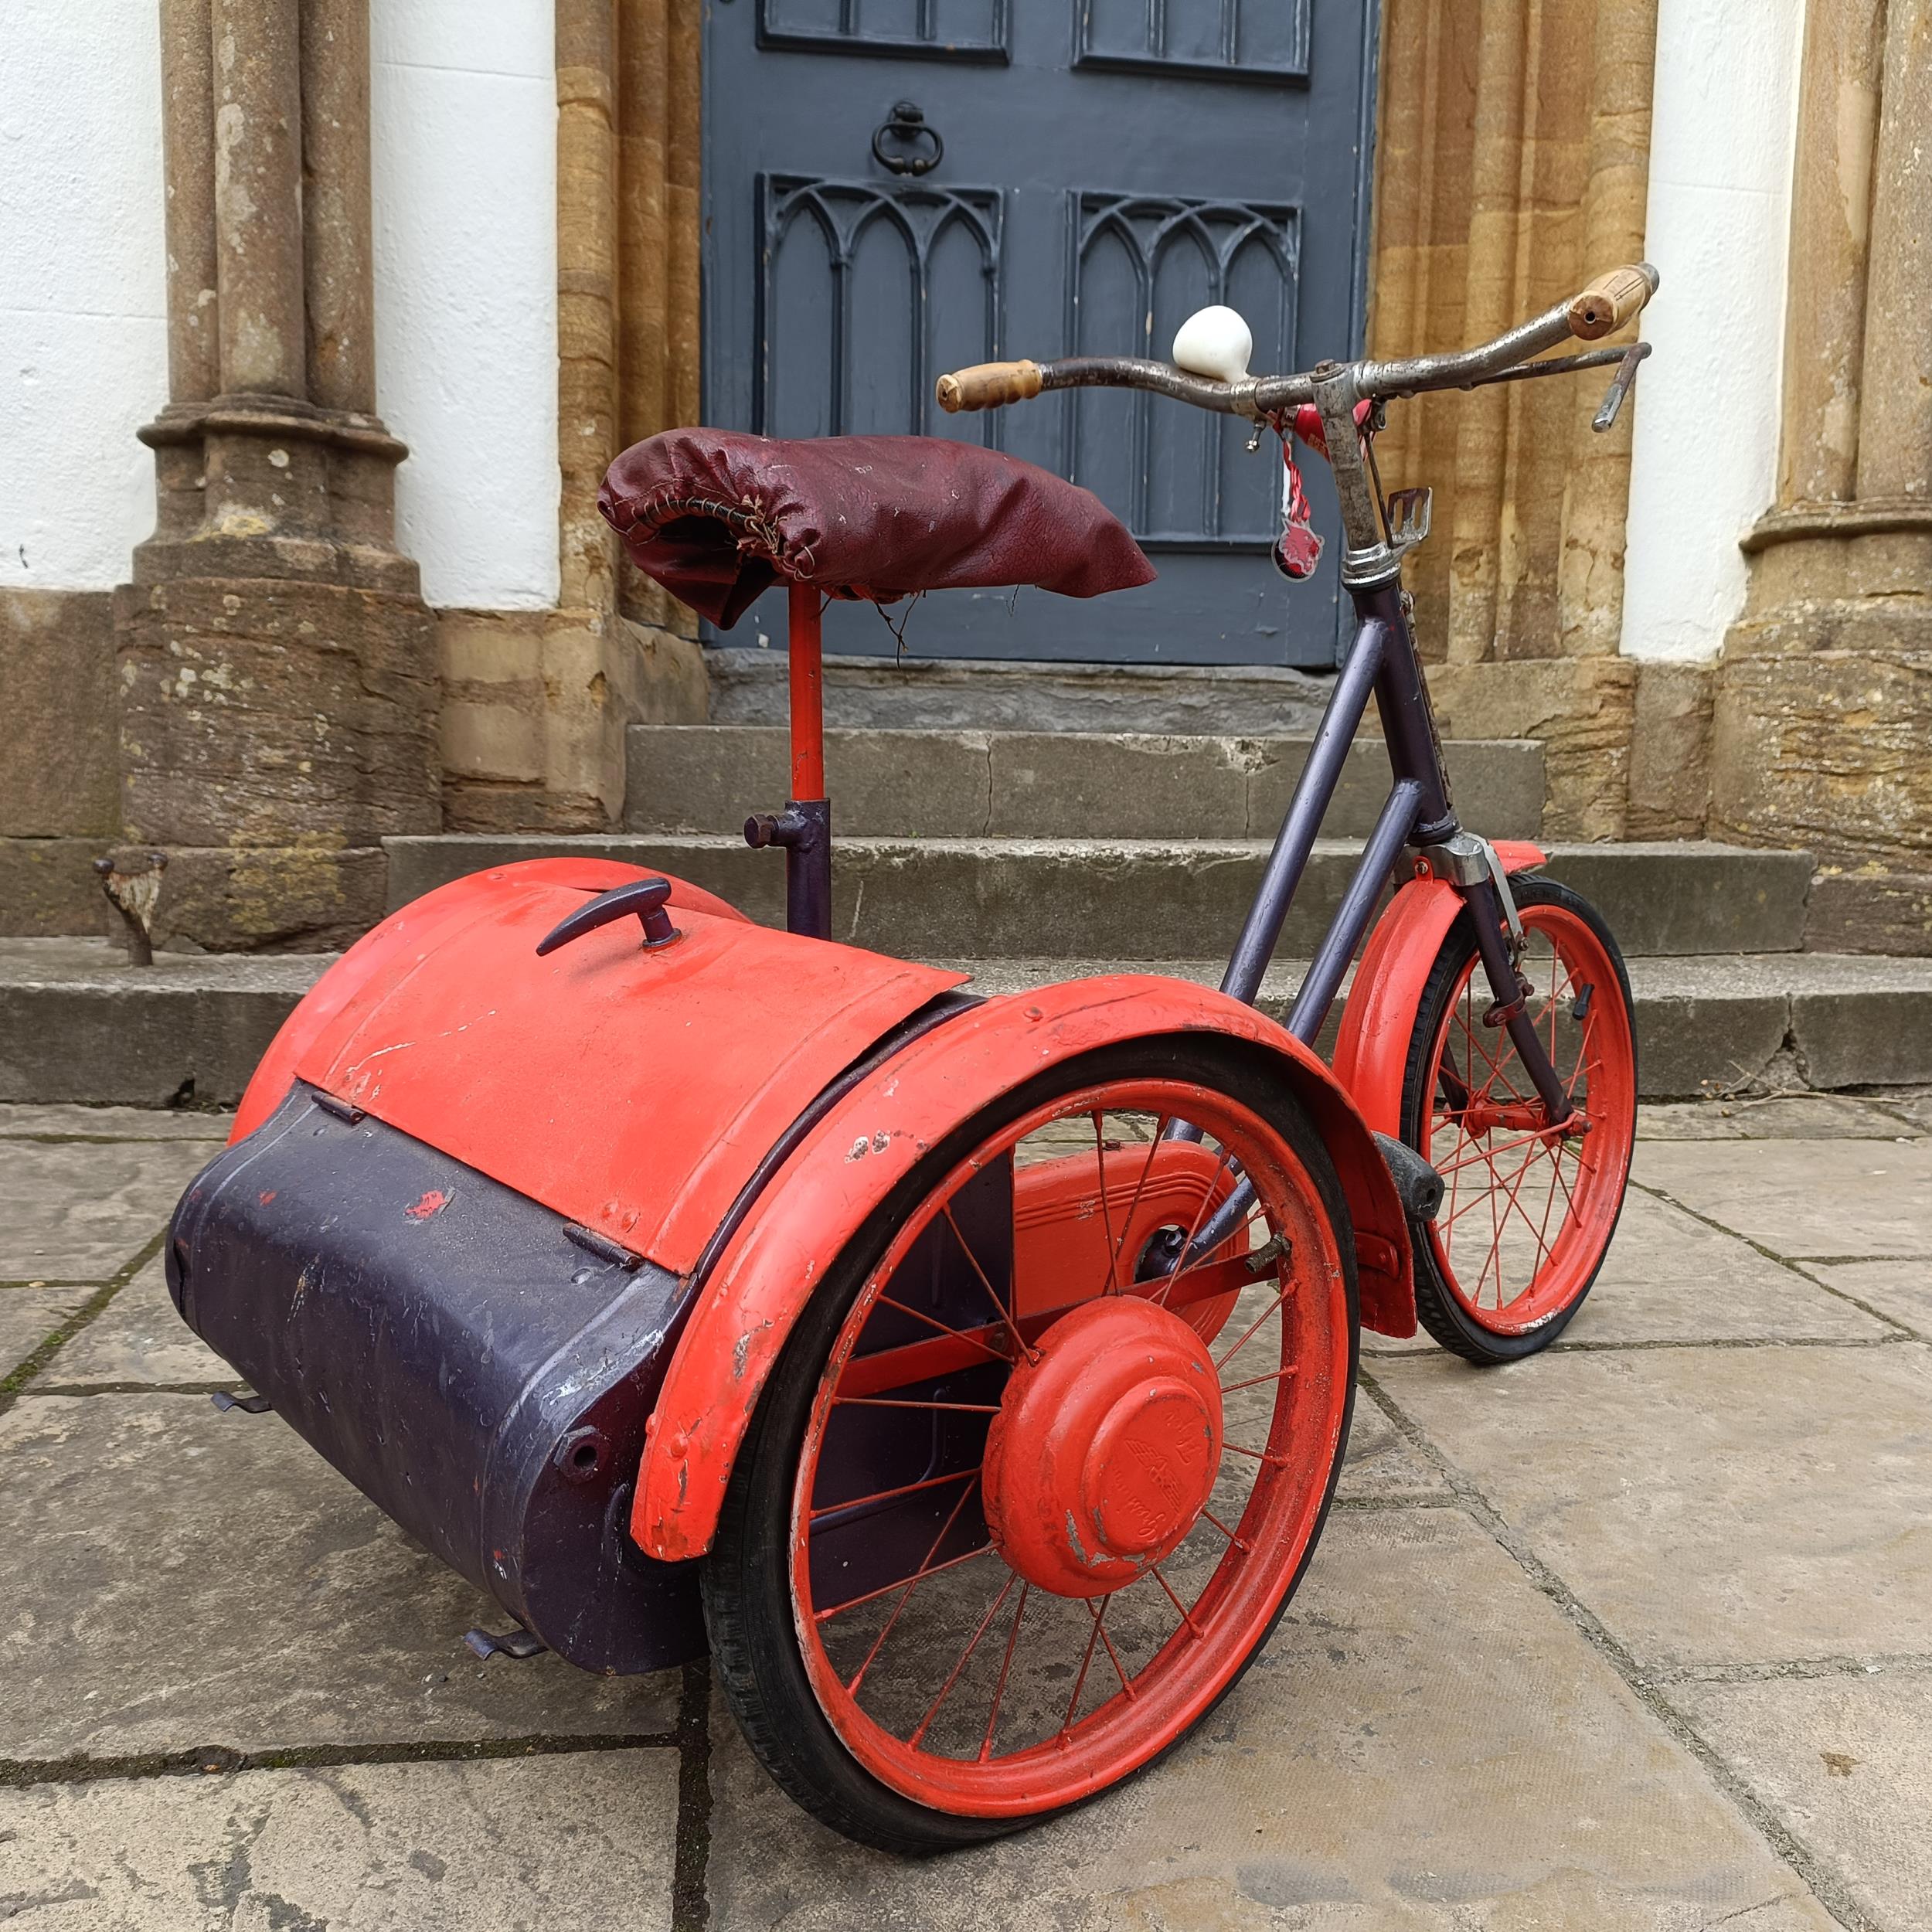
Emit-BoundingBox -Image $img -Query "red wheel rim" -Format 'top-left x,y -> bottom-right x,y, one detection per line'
1419,903 -> 1636,1335
788,1078 -> 1351,1818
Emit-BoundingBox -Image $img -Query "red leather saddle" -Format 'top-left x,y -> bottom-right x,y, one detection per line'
599,430 -> 1155,628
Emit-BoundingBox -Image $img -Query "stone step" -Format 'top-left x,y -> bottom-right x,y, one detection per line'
8,937 -> 1929,1108
624,725 -> 1546,842
704,648 -> 1338,734
384,835 -> 1816,961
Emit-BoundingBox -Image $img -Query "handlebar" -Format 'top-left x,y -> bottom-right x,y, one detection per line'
936,262 -> 1659,419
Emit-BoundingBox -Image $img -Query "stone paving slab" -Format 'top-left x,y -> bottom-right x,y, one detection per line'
0,1393 -> 682,1760
1673,1666 -> 1932,1932
1803,1259 -> 1932,1338
1333,1394 -> 1451,1501
1370,1344 -> 1932,1672
0,1748 -> 679,1931
1633,1137 -> 1932,1259
0,1140 -> 209,1279
1362,1189 -> 1891,1355
702,1509 -> 1835,1931
9,1092 -> 1930,1923
1570,1189 -> 1893,1345
41,1255 -> 230,1386
0,1284 -> 95,1379
0,1103 -> 232,1141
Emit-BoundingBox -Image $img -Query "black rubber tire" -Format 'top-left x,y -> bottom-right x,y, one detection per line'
1398,876 -> 1637,1367
702,1034 -> 1359,1855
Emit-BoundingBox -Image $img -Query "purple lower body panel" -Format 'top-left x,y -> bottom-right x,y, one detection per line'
165,1084 -> 702,1675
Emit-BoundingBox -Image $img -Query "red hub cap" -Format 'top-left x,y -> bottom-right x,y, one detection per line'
982,1297 -> 1223,1598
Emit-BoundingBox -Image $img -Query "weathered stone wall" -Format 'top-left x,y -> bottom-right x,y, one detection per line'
0,590 -> 119,935
1712,0 -> 1932,955
1369,0 -> 1658,838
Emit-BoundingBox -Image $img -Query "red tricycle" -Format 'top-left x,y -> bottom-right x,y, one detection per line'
166,264 -> 1655,1852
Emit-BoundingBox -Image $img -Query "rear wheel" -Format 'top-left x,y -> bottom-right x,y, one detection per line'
703,1036 -> 1357,1853
1398,876 -> 1638,1365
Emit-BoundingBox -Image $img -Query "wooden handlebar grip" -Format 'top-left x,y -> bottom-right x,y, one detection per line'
934,360 -> 1044,413
1567,263 -> 1661,341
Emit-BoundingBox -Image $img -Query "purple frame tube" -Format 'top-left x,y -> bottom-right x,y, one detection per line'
1219,619 -> 1389,1005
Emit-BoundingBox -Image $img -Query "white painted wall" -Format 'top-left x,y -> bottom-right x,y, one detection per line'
371,2 -> 559,609
1620,0 -> 1805,661
0,0 -> 167,591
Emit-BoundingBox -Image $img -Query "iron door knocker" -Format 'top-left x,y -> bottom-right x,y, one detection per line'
872,100 -> 942,177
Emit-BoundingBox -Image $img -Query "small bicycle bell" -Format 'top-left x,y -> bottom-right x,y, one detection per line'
1172,305 -> 1253,383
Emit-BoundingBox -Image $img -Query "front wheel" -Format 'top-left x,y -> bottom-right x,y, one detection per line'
1398,876 -> 1638,1365
703,1036 -> 1358,1853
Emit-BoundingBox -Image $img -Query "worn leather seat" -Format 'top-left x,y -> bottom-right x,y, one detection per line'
599,429 -> 1155,628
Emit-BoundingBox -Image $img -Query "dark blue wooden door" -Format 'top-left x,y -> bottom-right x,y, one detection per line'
701,2 -> 1377,665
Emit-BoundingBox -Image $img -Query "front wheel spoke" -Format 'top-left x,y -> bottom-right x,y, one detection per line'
1529,1132 -> 1570,1264
1434,1124 -> 1572,1177
1495,1141 -> 1556,1274
1457,997 -> 1512,1091
977,1583 -> 1032,1763
1444,1169 -> 1514,1232
1563,1053 -> 1604,1100
1482,1165 -> 1504,1306
1545,1142 -> 1582,1216
909,1570 -> 1018,1749
1219,1440 -> 1291,1468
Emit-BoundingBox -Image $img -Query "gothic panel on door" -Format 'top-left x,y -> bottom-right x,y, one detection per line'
703,2 -> 1377,665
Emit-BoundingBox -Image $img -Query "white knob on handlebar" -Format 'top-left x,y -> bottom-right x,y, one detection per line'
1172,306 -> 1253,383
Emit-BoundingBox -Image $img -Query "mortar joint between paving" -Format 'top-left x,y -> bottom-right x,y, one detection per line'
29,1379 -> 249,1398
0,1730 -> 687,1794
0,1229 -> 166,1420
671,1659 -> 714,1932
1655,1654 -> 1932,1688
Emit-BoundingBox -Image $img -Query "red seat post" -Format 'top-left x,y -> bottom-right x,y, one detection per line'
785,585 -> 832,940
789,583 -> 826,802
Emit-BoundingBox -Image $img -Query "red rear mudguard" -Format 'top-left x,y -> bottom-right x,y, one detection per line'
632,973 -> 1417,1563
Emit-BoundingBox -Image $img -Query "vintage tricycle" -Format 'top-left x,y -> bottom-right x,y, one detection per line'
165,264 -> 1655,1852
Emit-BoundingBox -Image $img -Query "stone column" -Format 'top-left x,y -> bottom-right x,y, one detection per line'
115,0 -> 438,951
1369,0 -> 1657,840
1713,0 -> 1932,954
301,0 -> 379,415
437,0 -> 707,837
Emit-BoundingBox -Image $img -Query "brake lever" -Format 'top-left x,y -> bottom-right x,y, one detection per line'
1591,342 -> 1651,433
